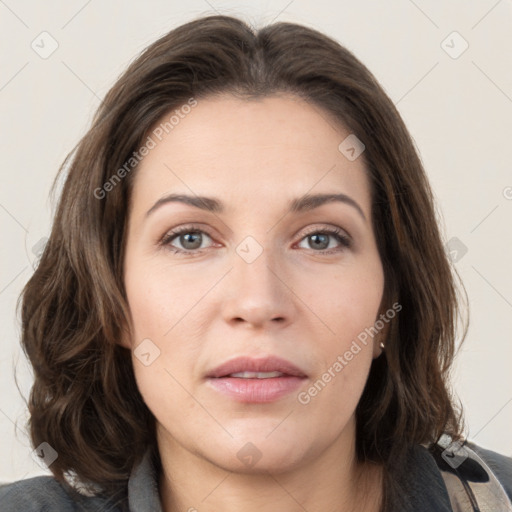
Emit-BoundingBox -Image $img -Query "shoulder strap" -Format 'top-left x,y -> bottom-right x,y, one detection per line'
430,434 -> 512,512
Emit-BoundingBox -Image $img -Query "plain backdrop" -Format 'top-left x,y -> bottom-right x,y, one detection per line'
1,0 -> 511,482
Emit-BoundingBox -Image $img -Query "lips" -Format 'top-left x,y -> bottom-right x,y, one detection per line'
206,356 -> 307,379
206,356 -> 307,403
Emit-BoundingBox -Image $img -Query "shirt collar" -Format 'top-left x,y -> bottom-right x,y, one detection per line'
394,443 -> 453,511
127,448 -> 163,512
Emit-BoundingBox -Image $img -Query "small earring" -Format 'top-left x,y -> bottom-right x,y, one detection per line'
379,341 -> 385,349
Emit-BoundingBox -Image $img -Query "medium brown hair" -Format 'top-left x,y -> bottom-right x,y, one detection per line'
18,13 -> 468,510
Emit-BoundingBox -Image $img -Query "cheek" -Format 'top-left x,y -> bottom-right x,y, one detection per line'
123,256 -> 208,398
126,281 -> 169,340
300,258 -> 384,395
125,263 -> 195,426
301,259 -> 384,343
296,277 -> 381,427
124,252 -> 204,341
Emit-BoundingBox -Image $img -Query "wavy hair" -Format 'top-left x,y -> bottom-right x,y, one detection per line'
18,13 -> 468,510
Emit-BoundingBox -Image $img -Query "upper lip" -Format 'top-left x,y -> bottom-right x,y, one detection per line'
206,356 -> 308,378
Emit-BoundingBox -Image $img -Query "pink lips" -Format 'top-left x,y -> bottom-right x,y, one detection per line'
206,356 -> 307,403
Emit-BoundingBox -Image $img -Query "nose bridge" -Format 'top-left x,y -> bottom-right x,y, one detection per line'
234,233 -> 281,295
222,233 -> 292,326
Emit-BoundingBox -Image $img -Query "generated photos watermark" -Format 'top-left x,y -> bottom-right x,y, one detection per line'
94,97 -> 198,199
297,302 -> 402,405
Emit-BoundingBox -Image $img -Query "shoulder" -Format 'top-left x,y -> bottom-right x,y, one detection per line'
0,476 -> 77,511
467,441 -> 512,501
0,475 -> 121,512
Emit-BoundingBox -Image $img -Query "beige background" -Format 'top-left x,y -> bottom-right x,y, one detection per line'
1,0 -> 511,482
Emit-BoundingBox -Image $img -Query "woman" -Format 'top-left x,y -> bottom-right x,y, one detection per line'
1,14 -> 511,512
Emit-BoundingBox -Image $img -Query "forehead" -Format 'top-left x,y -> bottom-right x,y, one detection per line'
132,94 -> 371,215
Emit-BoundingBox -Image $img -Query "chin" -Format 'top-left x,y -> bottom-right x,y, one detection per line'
213,444 -> 309,476
203,428 -> 314,475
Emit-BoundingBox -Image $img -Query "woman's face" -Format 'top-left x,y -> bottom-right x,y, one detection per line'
122,93 -> 385,473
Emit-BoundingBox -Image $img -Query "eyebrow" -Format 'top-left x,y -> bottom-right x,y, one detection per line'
145,192 -> 367,222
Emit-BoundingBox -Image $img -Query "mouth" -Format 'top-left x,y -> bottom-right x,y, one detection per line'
226,371 -> 289,379
206,356 -> 308,403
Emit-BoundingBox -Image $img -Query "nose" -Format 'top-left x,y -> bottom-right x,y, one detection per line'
221,242 -> 295,330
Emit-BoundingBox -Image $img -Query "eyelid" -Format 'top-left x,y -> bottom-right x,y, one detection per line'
295,224 -> 352,251
299,223 -> 350,238
159,222 -> 352,254
159,223 -> 215,246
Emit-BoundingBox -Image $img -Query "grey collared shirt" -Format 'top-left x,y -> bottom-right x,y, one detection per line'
1,443 -> 511,511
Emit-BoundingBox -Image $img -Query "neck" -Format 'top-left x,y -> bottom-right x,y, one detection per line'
157,423 -> 383,512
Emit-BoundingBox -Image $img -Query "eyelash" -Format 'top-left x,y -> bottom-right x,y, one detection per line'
159,224 -> 352,256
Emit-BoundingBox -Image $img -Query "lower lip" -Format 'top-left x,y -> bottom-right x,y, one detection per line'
207,376 -> 306,403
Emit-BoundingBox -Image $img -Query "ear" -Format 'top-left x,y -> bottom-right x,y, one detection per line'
372,334 -> 385,359
372,310 -> 391,359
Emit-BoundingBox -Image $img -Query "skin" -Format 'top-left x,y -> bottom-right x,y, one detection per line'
121,93 -> 386,512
